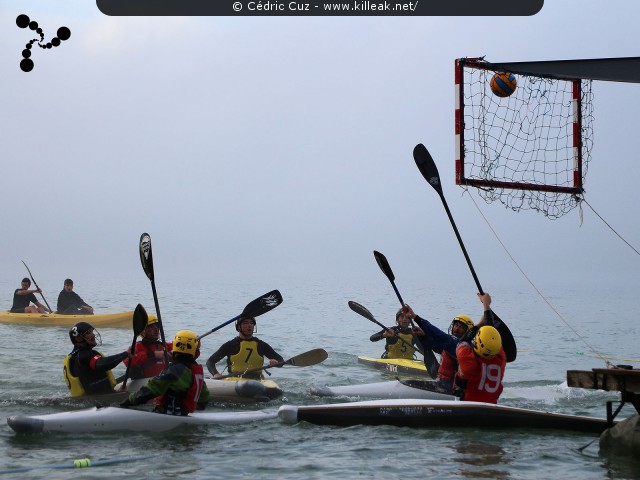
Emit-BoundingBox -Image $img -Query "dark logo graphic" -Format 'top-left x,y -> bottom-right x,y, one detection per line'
16,14 -> 71,72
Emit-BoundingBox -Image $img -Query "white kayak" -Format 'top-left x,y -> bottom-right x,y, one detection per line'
118,377 -> 283,404
8,406 -> 278,433
310,379 -> 456,401
278,399 -> 612,434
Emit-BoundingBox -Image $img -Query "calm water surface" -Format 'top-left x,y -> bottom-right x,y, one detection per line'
1,275 -> 639,479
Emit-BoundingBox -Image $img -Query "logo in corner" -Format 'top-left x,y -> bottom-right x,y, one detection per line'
16,14 -> 71,72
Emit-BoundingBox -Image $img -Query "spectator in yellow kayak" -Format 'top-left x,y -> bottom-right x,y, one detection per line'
56,278 -> 94,315
206,316 -> 284,380
121,330 -> 210,415
369,307 -> 421,360
63,322 -> 132,396
10,277 -> 51,313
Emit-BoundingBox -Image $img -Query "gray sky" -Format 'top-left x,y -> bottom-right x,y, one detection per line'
1,1 -> 639,295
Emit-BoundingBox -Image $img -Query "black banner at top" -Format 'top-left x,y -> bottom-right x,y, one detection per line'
97,0 -> 544,16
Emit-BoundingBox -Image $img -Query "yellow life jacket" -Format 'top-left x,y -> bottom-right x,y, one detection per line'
229,339 -> 264,376
386,331 -> 416,360
63,353 -> 116,397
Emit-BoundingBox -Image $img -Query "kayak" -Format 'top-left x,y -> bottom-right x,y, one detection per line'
278,399 -> 612,434
7,406 -> 278,434
310,379 -> 456,401
118,377 -> 283,404
357,356 -> 429,377
0,310 -> 156,328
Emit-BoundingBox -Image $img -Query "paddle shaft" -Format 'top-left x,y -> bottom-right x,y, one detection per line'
413,144 -> 516,362
139,233 -> 168,364
21,261 -> 52,312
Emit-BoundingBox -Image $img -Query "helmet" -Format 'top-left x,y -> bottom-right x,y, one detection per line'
235,316 -> 256,332
140,316 -> 159,338
473,326 -> 502,358
69,322 -> 99,346
172,330 -> 199,357
448,315 -> 474,335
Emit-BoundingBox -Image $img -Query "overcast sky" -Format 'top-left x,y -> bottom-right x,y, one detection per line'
1,1 -> 639,296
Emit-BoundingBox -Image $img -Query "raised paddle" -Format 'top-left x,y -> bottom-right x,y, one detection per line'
218,348 -> 328,379
348,301 -> 439,378
372,250 -> 440,377
412,143 -> 517,362
119,304 -> 149,390
198,289 -> 283,340
21,260 -> 52,313
139,233 -> 169,365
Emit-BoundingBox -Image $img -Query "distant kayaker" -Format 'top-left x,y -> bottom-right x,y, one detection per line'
56,278 -> 94,315
124,315 -> 173,379
63,321 -> 132,397
454,293 -> 507,404
10,277 -> 51,314
369,307 -> 421,360
120,330 -> 210,415
402,304 -> 475,394
206,316 -> 284,380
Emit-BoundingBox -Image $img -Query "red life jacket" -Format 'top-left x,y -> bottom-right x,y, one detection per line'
437,350 -> 458,384
455,343 -> 506,404
155,364 -> 205,415
126,341 -> 172,379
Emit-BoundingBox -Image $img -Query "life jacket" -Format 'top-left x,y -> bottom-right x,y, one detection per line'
437,350 -> 458,384
386,329 -> 415,360
127,340 -> 171,379
455,343 -> 506,404
155,364 -> 205,415
229,339 -> 264,376
63,352 -> 116,398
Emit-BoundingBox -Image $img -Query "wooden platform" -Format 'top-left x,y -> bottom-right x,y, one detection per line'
567,368 -> 640,392
567,368 -> 640,424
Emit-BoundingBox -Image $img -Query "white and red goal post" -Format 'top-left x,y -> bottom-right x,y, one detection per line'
454,58 -> 594,219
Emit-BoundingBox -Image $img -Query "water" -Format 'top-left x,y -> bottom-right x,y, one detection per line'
1,274 -> 639,479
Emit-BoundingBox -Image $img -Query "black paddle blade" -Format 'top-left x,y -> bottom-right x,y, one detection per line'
132,304 -> 149,336
241,290 -> 283,318
413,143 -> 444,197
286,348 -> 329,367
348,301 -> 375,322
490,311 -> 517,363
139,233 -> 154,282
373,250 -> 395,282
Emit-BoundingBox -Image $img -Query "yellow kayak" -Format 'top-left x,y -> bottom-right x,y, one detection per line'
357,356 -> 429,377
0,310 -> 156,328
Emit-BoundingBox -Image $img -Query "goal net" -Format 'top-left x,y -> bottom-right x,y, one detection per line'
455,58 -> 594,219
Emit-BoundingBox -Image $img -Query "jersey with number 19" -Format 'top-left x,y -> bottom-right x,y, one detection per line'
455,342 -> 506,404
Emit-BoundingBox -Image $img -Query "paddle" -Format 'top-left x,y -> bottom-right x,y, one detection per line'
119,304 -> 149,390
198,289 -> 283,340
218,348 -> 328,379
412,143 -> 517,362
348,301 -> 439,379
372,250 -> 440,377
21,260 -> 52,313
139,233 -> 168,365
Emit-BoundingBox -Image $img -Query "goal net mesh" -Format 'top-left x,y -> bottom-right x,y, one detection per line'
457,59 -> 594,219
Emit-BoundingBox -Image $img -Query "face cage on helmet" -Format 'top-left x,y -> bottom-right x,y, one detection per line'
448,319 -> 469,336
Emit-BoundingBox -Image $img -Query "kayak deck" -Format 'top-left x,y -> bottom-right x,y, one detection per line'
8,406 -> 278,433
278,399 -> 613,434
310,379 -> 456,401
357,356 -> 429,377
0,310 -> 156,328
